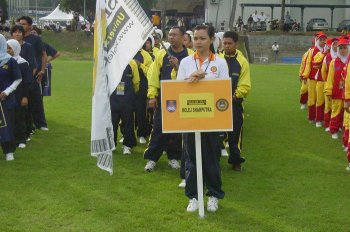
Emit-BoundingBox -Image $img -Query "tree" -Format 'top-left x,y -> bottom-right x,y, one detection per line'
59,0 -> 157,15
59,0 -> 95,14
0,0 -> 8,23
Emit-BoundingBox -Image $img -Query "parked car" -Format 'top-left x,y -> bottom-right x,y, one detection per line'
337,19 -> 350,32
306,18 -> 329,31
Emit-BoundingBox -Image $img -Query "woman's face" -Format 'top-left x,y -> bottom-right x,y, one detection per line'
183,34 -> 192,48
332,41 -> 338,52
12,30 -> 23,42
145,40 -> 152,51
193,29 -> 213,53
339,44 -> 349,57
7,45 -> 14,56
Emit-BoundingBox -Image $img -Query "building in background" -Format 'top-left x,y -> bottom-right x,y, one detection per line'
205,0 -> 350,31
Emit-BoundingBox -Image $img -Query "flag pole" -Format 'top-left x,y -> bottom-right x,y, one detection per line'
195,132 -> 205,218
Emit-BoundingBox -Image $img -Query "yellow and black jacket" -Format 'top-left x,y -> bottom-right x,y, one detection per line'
219,50 -> 251,99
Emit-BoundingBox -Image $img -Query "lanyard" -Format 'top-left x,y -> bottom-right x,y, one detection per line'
195,58 -> 211,73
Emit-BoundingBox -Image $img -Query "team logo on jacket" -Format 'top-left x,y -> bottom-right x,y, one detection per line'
216,99 -> 229,111
211,66 -> 218,72
166,100 -> 177,112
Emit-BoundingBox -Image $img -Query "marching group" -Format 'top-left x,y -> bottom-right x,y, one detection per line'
299,31 -> 350,171
0,16 -> 59,161
113,25 -> 251,213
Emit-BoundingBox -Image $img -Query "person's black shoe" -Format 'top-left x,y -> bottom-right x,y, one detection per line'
232,164 -> 242,171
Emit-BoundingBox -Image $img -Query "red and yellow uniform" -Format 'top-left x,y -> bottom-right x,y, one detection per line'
302,34 -> 327,122
299,49 -> 310,106
321,52 -> 335,129
344,58 -> 350,166
314,51 -> 327,123
325,57 -> 346,135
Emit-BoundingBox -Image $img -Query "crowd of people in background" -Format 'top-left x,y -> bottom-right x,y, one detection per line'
0,15 -> 59,161
298,31 -> 350,171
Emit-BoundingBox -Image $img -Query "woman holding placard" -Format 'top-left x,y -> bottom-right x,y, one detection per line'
176,25 -> 229,213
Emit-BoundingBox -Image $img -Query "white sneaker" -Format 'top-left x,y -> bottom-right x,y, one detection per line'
346,164 -> 350,171
144,160 -> 156,172
18,143 -> 26,149
344,147 -> 348,152
178,179 -> 186,188
40,127 -> 49,131
6,153 -> 14,161
315,122 -> 322,128
123,146 -> 131,155
207,196 -> 219,212
300,104 -> 306,110
119,137 -> 124,143
331,133 -> 338,139
168,159 -> 180,169
186,198 -> 198,212
221,149 -> 228,157
139,137 -> 147,144
325,127 -> 330,132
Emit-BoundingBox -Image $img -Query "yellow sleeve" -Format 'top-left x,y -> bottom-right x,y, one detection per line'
299,50 -> 309,77
129,60 -> 140,93
325,60 -> 335,96
140,49 -> 153,76
313,52 -> 325,68
147,62 -> 154,82
170,48 -> 195,80
302,48 -> 313,79
345,65 -> 350,101
153,47 -> 160,57
235,56 -> 251,98
320,58 -> 327,82
147,50 -> 165,98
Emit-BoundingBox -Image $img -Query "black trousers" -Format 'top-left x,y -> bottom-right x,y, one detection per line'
1,109 -> 16,154
184,132 -> 225,200
135,90 -> 151,138
143,102 -> 181,162
15,105 -> 27,144
111,97 -> 136,148
28,82 -> 47,129
228,99 -> 244,165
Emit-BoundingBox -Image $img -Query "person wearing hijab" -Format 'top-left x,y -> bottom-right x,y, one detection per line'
321,38 -> 339,131
298,40 -> 315,110
0,34 -> 22,161
343,44 -> 350,171
325,39 -> 349,140
302,32 -> 327,125
7,39 -> 33,149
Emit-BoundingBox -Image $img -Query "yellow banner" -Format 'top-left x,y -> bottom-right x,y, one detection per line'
161,79 -> 233,132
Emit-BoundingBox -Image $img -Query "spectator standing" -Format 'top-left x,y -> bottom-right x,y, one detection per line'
152,12 -> 161,28
272,41 -> 279,62
252,10 -> 259,32
247,14 -> 253,32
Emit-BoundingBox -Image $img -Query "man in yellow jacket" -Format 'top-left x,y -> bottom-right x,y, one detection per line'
219,31 -> 251,171
144,26 -> 194,172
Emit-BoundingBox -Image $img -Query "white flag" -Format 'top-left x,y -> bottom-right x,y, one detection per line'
91,0 -> 153,174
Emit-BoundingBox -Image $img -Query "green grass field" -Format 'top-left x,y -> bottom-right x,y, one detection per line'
0,61 -> 349,232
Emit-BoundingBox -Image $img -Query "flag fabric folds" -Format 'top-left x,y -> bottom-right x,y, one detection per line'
91,0 -> 153,174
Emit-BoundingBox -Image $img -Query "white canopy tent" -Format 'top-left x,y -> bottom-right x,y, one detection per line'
39,5 -> 85,22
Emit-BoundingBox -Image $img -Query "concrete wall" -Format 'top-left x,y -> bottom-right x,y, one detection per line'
246,35 -> 314,63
